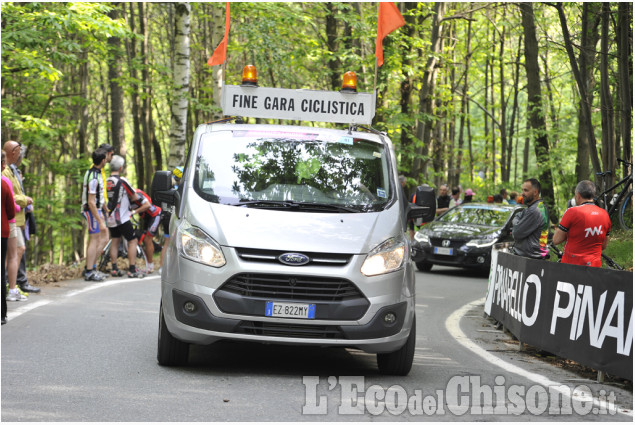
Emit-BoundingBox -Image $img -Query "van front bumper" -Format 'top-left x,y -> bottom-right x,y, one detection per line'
161,251 -> 416,354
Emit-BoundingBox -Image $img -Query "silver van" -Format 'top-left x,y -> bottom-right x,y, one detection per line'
152,122 -> 435,375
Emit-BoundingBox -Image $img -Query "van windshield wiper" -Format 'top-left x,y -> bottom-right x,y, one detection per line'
231,200 -> 298,209
291,202 -> 360,213
230,200 -> 360,213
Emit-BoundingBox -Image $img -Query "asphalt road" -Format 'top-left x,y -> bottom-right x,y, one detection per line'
1,266 -> 632,421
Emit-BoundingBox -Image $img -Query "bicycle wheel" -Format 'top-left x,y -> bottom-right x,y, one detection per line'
619,190 -> 632,231
97,240 -> 112,272
135,244 -> 149,274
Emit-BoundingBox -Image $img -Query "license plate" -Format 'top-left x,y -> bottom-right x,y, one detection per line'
434,247 -> 454,256
266,301 -> 315,319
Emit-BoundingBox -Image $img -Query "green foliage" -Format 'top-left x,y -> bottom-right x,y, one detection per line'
602,229 -> 634,270
1,2 -> 630,268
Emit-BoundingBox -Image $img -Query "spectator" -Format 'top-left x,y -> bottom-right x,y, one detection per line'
105,155 -> 150,278
511,178 -> 550,259
493,194 -> 503,203
463,188 -> 475,203
135,188 -> 162,274
508,191 -> 518,205
81,148 -> 109,281
3,151 -> 23,320
449,186 -> 462,208
436,184 -> 451,215
2,141 -> 39,293
552,180 -> 610,267
500,188 -> 510,204
2,175 -> 16,323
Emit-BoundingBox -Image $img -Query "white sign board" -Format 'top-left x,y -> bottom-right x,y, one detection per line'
221,85 -> 375,125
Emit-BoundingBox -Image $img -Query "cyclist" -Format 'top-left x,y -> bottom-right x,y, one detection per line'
552,180 -> 610,267
159,166 -> 182,273
106,155 -> 150,278
135,188 -> 162,274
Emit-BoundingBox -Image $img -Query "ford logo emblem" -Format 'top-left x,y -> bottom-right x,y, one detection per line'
278,253 -> 310,266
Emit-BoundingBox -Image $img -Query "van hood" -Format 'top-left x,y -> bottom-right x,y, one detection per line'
184,196 -> 401,255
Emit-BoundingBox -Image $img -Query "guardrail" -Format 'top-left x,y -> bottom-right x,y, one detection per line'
484,243 -> 633,381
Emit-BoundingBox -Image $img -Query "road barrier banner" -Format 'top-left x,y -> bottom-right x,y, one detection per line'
485,248 -> 633,380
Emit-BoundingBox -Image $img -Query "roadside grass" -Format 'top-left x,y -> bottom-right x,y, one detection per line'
602,228 -> 633,271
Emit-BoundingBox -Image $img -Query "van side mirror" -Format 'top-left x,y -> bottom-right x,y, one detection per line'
151,171 -> 177,207
407,185 -> 436,223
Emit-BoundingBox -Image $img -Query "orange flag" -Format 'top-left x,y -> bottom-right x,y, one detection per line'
208,3 -> 230,66
375,2 -> 405,67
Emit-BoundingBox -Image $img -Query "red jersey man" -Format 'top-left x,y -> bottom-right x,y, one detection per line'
552,180 -> 610,267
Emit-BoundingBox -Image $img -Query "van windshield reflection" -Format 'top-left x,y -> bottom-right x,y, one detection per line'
193,130 -> 392,213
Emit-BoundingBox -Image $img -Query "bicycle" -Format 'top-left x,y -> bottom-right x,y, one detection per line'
97,217 -> 150,275
594,158 -> 633,231
548,244 -> 624,271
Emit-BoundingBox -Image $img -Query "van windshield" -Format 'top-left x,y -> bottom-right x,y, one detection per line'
193,129 -> 393,212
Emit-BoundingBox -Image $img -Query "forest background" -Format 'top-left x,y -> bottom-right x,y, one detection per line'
1,2 -> 632,269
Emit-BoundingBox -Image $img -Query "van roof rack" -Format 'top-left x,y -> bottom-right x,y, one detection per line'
348,124 -> 386,137
205,116 -> 246,125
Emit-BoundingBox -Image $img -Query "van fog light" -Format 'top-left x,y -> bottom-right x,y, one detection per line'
477,256 -> 485,264
384,313 -> 397,324
184,302 -> 197,314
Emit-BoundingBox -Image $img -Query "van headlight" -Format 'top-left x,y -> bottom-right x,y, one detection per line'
176,220 -> 226,267
361,236 -> 406,277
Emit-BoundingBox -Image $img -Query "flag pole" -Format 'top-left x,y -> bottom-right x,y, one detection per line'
373,3 -> 379,105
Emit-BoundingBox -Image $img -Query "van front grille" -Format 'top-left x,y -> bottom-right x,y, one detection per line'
220,273 -> 364,302
238,321 -> 344,339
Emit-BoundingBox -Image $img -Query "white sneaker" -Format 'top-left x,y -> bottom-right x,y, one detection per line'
147,264 -> 155,274
7,289 -> 28,302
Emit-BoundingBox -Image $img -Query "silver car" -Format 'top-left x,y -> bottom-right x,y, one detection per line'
152,123 -> 435,375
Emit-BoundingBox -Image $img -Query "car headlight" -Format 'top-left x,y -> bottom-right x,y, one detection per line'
361,236 -> 406,277
176,220 -> 226,267
466,238 -> 498,248
414,232 -> 430,244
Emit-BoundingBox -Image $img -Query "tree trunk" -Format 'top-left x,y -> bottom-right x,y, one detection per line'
506,35 -> 522,183
553,2 -> 602,178
617,3 -> 632,174
456,12 -> 473,187
600,3 -> 615,188
575,3 -> 600,181
126,3 -> 141,165
412,2 -> 445,181
168,2 -> 191,170
325,3 -> 339,91
498,8 -> 508,184
520,2 -> 557,222
139,3 -> 153,190
211,3 -> 224,121
108,4 -> 126,157
399,2 -> 418,179
431,24 -> 448,186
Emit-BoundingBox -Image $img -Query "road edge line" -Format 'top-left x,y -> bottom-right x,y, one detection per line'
445,297 -> 633,418
5,276 -> 159,321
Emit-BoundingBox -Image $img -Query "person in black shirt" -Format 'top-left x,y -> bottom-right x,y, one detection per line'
436,184 -> 451,216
